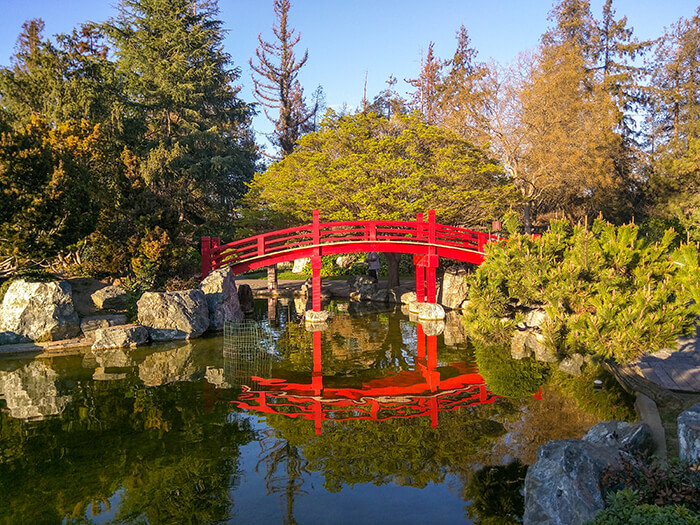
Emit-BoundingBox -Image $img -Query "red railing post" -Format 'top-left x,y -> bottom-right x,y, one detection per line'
257,234 -> 265,256
313,210 -> 320,245
201,237 -> 211,279
428,210 -> 436,245
416,212 -> 424,240
211,237 -> 220,270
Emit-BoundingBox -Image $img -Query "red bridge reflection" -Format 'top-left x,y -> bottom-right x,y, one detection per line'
230,323 -> 499,434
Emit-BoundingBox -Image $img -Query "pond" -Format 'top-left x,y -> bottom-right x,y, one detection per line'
0,298 -> 608,524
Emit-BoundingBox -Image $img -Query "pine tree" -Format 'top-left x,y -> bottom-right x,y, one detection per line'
104,0 -> 257,226
250,0 -> 316,156
405,42 -> 442,125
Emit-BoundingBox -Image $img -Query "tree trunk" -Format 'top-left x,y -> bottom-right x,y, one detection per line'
523,201 -> 532,234
385,253 -> 401,289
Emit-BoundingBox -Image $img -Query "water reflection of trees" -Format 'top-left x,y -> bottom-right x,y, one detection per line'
259,400 -> 520,494
0,373 -> 254,523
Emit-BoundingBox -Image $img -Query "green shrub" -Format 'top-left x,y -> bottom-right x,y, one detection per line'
587,489 -> 700,525
464,219 -> 699,364
474,343 -> 550,398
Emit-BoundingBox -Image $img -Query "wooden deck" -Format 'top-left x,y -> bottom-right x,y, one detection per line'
634,334 -> 700,393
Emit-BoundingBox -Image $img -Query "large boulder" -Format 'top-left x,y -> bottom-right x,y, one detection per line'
439,265 -> 469,309
0,280 -> 80,341
523,439 -> 622,525
678,403 -> 700,464
347,275 -> 378,298
583,421 -> 654,454
92,324 -> 149,350
400,291 -> 417,305
137,289 -> 209,341
91,285 -> 128,310
237,284 -> 255,315
200,268 -> 244,330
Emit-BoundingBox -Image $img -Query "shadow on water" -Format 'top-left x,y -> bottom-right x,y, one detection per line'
0,298 -> 607,524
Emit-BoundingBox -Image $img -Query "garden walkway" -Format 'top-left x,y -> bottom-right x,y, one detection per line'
634,331 -> 700,393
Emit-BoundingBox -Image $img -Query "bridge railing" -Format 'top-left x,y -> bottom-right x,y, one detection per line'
202,211 -> 505,277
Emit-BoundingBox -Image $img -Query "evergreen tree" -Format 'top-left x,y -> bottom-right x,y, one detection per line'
405,42 -> 442,125
104,0 -> 258,239
250,0 -> 316,156
648,9 -> 700,240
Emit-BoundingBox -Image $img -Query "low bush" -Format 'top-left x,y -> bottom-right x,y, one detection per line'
586,489 -> 700,525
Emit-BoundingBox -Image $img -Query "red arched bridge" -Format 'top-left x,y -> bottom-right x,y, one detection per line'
202,210 -> 503,311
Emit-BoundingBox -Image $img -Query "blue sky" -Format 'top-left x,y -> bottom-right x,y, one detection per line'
0,0 -> 697,146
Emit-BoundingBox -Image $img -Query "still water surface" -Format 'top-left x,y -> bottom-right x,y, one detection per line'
0,299 -> 599,524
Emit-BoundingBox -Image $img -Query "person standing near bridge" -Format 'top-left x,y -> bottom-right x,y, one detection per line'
366,252 -> 380,282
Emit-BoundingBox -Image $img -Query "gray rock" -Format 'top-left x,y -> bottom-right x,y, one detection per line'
0,280 -> 80,341
91,285 -> 128,310
400,291 -> 417,305
200,268 -> 244,330
583,421 -> 654,454
336,255 -> 358,269
292,258 -> 309,273
512,330 -> 557,363
137,289 -> 209,341
237,284 -> 255,315
520,308 -> 548,330
0,331 -> 29,345
415,302 -> 445,321
347,275 -> 378,296
305,310 -> 330,323
558,354 -> 585,376
678,403 -> 700,464
523,439 -> 621,525
92,324 -> 149,350
439,265 -> 469,309
371,288 -> 400,303
80,314 -> 128,340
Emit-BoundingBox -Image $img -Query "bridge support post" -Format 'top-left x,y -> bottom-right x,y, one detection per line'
201,237 -> 211,279
415,264 -> 425,302
267,265 -> 278,293
311,210 -> 322,312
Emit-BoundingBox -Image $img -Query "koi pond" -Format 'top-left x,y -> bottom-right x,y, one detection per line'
0,298 -> 622,524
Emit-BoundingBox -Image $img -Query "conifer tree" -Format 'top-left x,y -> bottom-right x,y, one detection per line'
250,0 -> 316,156
405,42 -> 442,125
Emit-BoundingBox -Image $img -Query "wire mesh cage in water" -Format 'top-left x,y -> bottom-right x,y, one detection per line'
223,321 -> 275,388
